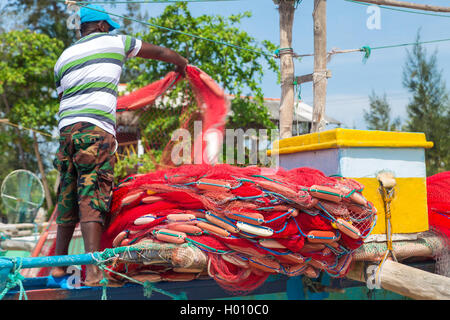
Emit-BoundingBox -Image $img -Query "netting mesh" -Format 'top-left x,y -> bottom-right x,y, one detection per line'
427,172 -> 450,277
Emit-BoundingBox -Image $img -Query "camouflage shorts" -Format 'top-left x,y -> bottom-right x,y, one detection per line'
53,122 -> 117,226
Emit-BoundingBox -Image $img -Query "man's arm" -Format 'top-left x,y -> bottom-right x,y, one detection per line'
136,42 -> 188,76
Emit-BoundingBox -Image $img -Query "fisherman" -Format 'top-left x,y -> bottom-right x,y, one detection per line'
51,4 -> 188,286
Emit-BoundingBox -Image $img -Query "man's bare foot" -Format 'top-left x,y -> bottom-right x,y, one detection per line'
83,265 -> 123,287
51,266 -> 67,278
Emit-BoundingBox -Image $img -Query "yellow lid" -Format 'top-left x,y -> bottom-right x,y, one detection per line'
268,128 -> 434,155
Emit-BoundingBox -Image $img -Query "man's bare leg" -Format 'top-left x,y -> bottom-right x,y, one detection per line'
51,224 -> 76,277
80,221 -> 103,285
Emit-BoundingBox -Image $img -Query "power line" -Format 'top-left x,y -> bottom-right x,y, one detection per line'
344,0 -> 450,18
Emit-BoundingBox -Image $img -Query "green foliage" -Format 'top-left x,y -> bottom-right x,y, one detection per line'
0,29 -> 64,131
0,30 -> 63,205
402,31 -> 450,175
363,91 -> 401,131
114,151 -> 162,183
5,0 -> 76,47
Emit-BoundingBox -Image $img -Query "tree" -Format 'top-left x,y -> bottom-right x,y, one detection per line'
0,29 -> 64,210
363,91 -> 401,131
5,0 -> 75,46
402,31 -> 450,174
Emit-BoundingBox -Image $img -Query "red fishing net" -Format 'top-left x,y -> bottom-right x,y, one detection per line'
101,163 -> 377,294
427,171 -> 450,238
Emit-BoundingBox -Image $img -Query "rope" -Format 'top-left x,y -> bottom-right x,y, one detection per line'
374,182 -> 397,288
66,2 -> 276,59
89,249 -> 188,300
0,258 -> 28,300
344,0 -> 450,19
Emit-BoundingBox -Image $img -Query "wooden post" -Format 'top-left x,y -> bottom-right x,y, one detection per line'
277,0 -> 296,139
347,260 -> 450,300
351,0 -> 450,12
32,132 -> 53,211
311,0 -> 327,133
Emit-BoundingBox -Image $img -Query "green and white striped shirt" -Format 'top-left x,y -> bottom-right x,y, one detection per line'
54,32 -> 142,136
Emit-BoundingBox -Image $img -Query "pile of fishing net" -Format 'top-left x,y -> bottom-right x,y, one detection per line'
427,171 -> 450,239
426,171 -> 450,276
101,164 -> 377,294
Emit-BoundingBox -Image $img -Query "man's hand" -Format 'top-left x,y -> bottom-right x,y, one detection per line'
137,42 -> 188,76
175,58 -> 188,77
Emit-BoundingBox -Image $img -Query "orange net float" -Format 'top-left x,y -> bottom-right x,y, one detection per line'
195,178 -> 231,192
258,239 -> 287,249
309,185 -> 343,203
166,213 -> 196,222
299,243 -> 326,253
152,229 -> 186,244
276,253 -> 306,265
248,257 -> 281,274
112,231 -> 128,248
141,196 -> 164,204
333,218 -> 361,239
307,258 -> 328,270
205,211 -> 239,234
253,179 -> 299,200
166,223 -> 203,235
224,243 -> 267,258
336,184 -> 369,207
196,221 -> 230,237
224,211 -> 265,225
306,230 -> 340,244
120,190 -> 145,207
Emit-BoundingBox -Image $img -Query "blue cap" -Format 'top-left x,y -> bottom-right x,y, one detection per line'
79,4 -> 120,31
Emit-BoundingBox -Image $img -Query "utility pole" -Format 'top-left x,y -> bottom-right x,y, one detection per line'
351,0 -> 450,12
310,0 -> 327,133
276,0 -> 296,139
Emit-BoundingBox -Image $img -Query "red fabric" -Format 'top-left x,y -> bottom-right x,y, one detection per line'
427,171 -> 450,238
116,65 -> 229,165
116,71 -> 181,111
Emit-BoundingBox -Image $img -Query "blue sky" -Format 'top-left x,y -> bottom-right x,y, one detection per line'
107,0 -> 448,129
